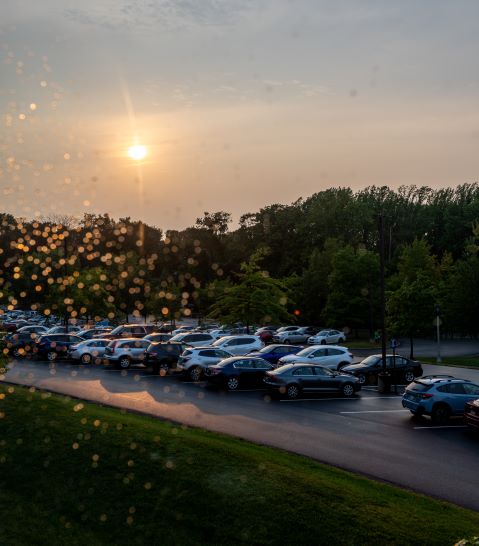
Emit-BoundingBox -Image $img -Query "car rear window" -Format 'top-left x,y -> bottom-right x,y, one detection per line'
407,381 -> 432,392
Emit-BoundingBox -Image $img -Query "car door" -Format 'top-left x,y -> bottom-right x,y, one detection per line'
291,366 -> 317,391
223,339 -> 241,355
309,347 -> 329,366
236,338 -> 255,355
130,340 -> 149,361
232,359 -> 255,386
252,359 -> 274,386
198,349 -> 222,367
91,339 -> 108,357
313,366 -> 342,391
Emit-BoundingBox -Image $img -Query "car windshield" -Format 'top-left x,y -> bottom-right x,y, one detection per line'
360,356 -> 381,366
407,382 -> 433,392
109,326 -> 124,335
317,330 -> 329,336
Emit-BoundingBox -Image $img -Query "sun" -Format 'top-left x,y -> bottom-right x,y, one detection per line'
127,145 -> 148,161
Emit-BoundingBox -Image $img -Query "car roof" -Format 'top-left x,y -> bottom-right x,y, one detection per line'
414,375 -> 471,385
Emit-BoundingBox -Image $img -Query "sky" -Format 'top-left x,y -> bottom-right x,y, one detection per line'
1,0 -> 479,229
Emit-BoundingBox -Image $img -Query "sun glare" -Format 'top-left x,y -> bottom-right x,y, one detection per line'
127,145 -> 148,161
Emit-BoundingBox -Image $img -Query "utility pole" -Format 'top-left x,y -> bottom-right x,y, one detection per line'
379,213 -> 387,372
435,305 -> 442,363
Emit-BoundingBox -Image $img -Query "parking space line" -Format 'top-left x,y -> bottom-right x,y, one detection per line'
340,409 -> 409,414
281,396 -> 401,403
413,425 -> 468,430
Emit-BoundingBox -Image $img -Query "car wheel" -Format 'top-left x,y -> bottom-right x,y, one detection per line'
286,384 -> 301,399
431,404 -> 451,425
226,376 -> 239,390
81,353 -> 92,364
342,383 -> 355,397
337,362 -> 348,371
159,361 -> 169,376
118,356 -> 130,369
189,366 -> 203,382
404,370 -> 415,383
47,351 -> 57,362
12,348 -> 22,358
357,373 -> 367,385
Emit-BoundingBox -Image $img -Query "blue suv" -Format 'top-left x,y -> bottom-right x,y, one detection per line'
402,375 -> 479,424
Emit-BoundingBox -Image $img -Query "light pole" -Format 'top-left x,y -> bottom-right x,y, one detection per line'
379,213 -> 387,372
435,305 -> 442,363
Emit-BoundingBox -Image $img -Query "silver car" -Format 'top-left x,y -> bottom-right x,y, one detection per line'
104,338 -> 151,369
69,338 -> 111,364
176,347 -> 233,381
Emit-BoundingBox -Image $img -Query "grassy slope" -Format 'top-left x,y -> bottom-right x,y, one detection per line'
0,385 -> 478,546
420,356 -> 479,369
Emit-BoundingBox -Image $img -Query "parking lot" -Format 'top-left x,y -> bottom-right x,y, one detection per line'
3,357 -> 479,511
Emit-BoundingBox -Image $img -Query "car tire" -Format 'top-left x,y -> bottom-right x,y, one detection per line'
118,356 -> 130,369
47,351 -> 57,362
286,384 -> 301,399
189,366 -> 203,382
81,353 -> 92,364
226,376 -> 240,391
12,348 -> 22,358
337,362 -> 348,371
404,370 -> 415,383
357,373 -> 367,385
342,383 -> 355,397
431,404 -> 451,425
159,361 -> 169,376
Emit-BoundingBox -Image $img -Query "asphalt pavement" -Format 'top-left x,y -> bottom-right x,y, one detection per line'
2,359 -> 479,511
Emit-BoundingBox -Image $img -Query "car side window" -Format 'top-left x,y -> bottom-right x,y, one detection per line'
463,383 -> 479,395
292,366 -> 315,376
327,348 -> 343,356
200,350 -> 216,357
132,327 -> 144,335
216,350 -> 230,358
237,338 -> 253,345
312,349 -> 327,357
254,360 -> 272,370
313,367 -> 328,376
225,340 -> 239,347
233,360 -> 252,369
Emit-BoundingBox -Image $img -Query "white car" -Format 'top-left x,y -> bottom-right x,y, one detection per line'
208,329 -> 233,340
176,347 -> 233,381
171,326 -> 196,336
307,329 -> 346,345
104,338 -> 151,369
277,345 -> 353,370
69,338 -> 111,364
211,335 -> 264,355
169,332 -> 216,347
16,325 -> 48,335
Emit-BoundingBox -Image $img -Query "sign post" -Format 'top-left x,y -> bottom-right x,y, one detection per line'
435,305 -> 442,364
390,338 -> 398,394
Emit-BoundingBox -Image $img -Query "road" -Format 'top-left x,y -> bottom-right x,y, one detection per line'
2,359 -> 479,511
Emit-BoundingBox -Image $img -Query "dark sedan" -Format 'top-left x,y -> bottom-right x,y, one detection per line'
465,399 -> 479,430
3,331 -> 41,358
264,364 -> 361,399
34,333 -> 85,361
342,354 -> 423,385
205,356 -> 274,390
248,344 -> 303,365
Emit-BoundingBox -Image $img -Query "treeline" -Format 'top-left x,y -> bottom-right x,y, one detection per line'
1,184 -> 479,341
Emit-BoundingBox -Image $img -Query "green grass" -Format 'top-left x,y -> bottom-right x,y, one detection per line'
344,340 -> 381,349
0,385 -> 478,545
420,356 -> 479,369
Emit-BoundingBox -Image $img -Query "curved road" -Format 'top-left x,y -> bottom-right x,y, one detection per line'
2,359 -> 479,511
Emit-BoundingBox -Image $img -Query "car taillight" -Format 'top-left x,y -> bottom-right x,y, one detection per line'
110,342 -> 118,354
420,393 -> 433,399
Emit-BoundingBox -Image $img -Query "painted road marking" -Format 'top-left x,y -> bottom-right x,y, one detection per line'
280,396 -> 402,403
340,409 -> 409,414
413,425 -> 468,430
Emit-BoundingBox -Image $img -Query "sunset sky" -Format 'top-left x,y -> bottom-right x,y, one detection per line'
2,0 -> 479,229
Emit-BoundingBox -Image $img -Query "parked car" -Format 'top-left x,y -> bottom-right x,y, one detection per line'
16,325 -> 48,335
169,332 -> 216,347
208,328 -> 234,340
144,342 -> 188,374
247,344 -> 303,365
176,347 -> 233,381
69,338 -> 111,364
254,326 -> 279,343
34,333 -> 85,361
342,355 -> 423,385
402,375 -> 479,423
3,331 -> 41,358
272,326 -> 319,344
104,324 -> 157,339
211,335 -> 264,355
103,338 -> 151,369
264,364 -> 361,399
46,325 -> 81,335
143,333 -> 172,343
205,356 -> 274,390
464,399 -> 479,430
76,328 -> 112,340
171,326 -> 196,336
277,345 -> 353,370
307,329 -> 346,345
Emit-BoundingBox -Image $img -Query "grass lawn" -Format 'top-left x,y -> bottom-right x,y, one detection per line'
421,356 -> 479,369
0,385 -> 478,545
344,340 -> 381,349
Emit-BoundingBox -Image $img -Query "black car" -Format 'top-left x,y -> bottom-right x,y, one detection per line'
248,344 -> 303,365
205,356 -> 274,390
264,364 -> 361,399
34,334 -> 85,361
342,354 -> 423,385
3,331 -> 41,358
144,342 -> 187,374
144,333 -> 172,343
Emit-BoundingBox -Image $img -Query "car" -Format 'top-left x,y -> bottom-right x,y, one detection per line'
46,325 -> 81,335
264,364 -> 361,399
307,329 -> 346,345
3,331 -> 42,358
76,328 -> 112,340
176,347 -> 233,381
211,335 -> 264,355
171,326 -> 196,336
247,344 -> 303,365
169,332 -> 216,347
143,332 -> 172,343
103,338 -> 151,369
34,333 -> 85,361
277,345 -> 353,370
254,326 -> 279,343
208,328 -> 234,340
464,399 -> 479,430
143,342 -> 188,374
16,325 -> 48,335
342,355 -> 423,385
103,324 -> 158,339
402,375 -> 479,423
69,338 -> 111,364
205,356 -> 274,390
272,326 -> 319,344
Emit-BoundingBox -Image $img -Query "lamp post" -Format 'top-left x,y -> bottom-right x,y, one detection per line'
435,305 -> 442,363
379,213 -> 387,372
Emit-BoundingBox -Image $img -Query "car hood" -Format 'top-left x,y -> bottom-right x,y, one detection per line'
342,363 -> 369,372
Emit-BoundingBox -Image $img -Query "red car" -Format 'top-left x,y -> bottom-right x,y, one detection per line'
464,399 -> 479,430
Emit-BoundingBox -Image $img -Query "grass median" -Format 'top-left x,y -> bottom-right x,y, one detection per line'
0,384 -> 478,545
421,356 -> 479,369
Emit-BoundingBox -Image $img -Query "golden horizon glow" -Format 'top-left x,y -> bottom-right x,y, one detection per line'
127,145 -> 148,161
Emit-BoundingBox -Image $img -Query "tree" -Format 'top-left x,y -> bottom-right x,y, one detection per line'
208,249 -> 293,331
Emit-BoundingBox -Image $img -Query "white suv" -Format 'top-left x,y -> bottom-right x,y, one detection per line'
169,332 -> 216,347
176,347 -> 233,381
211,335 -> 264,355
104,338 -> 150,369
277,345 -> 353,370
